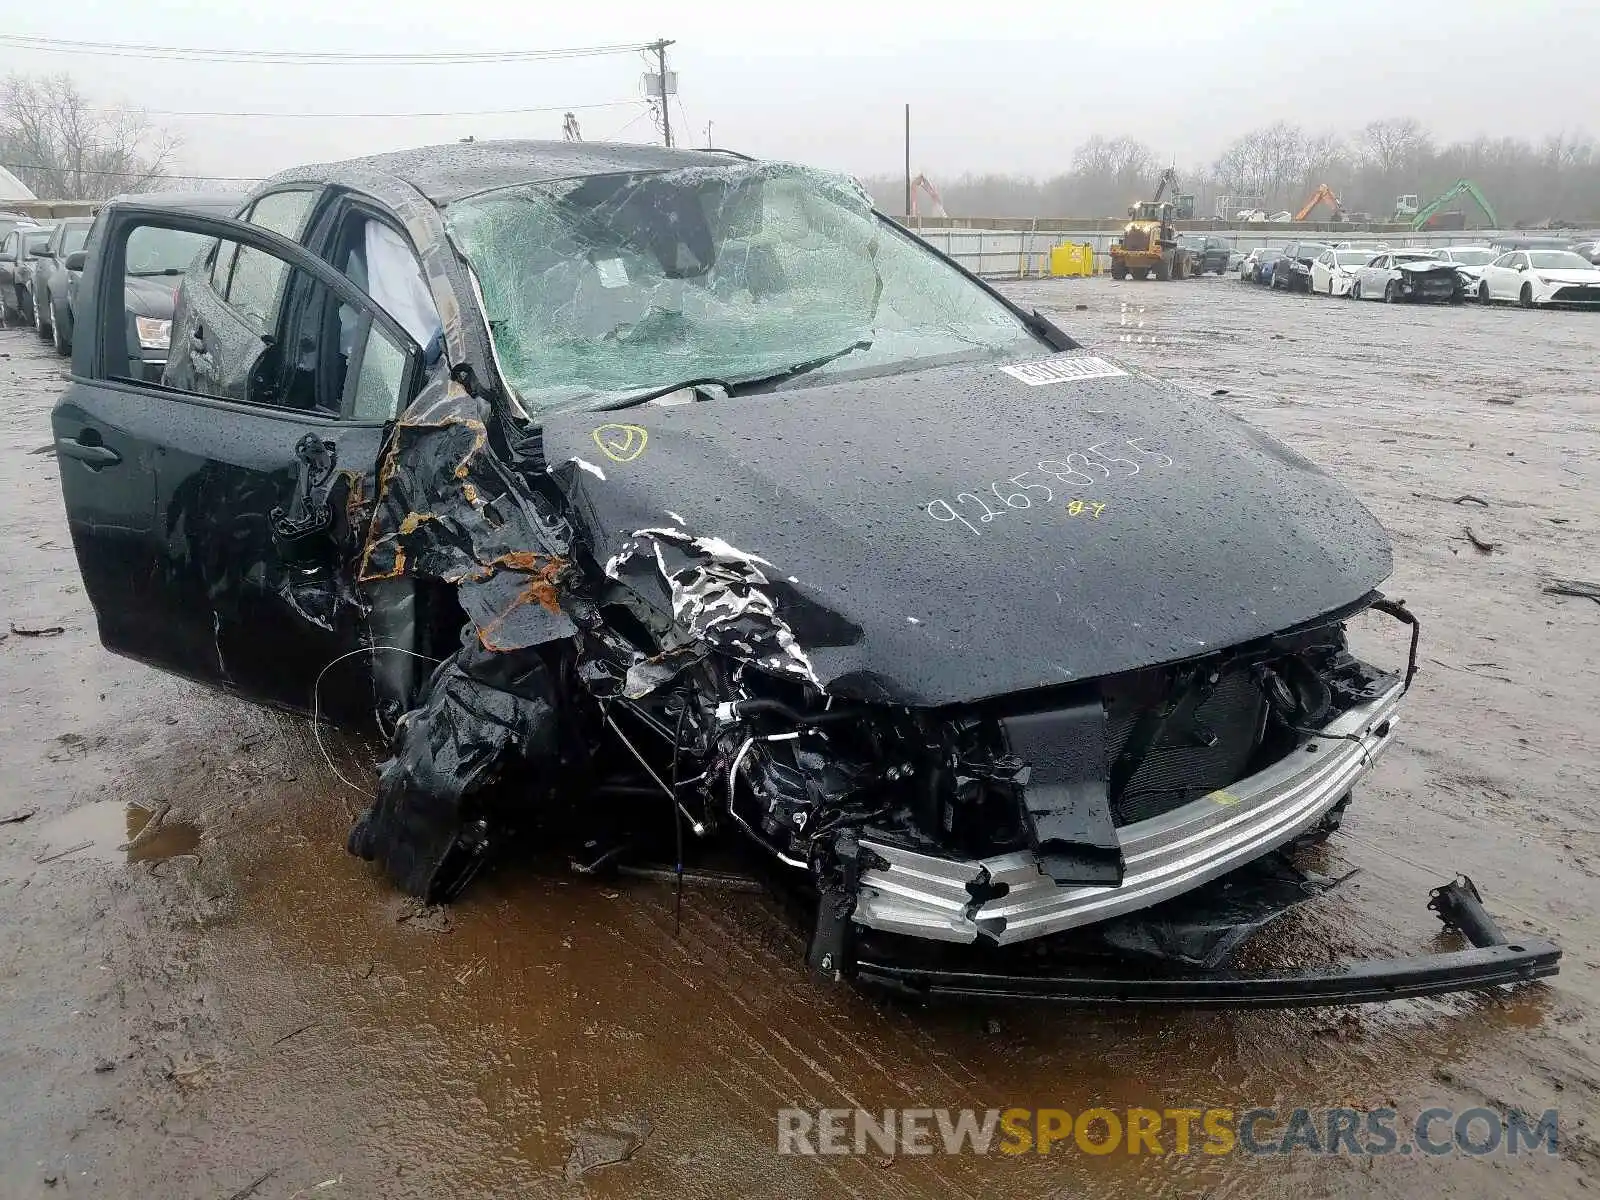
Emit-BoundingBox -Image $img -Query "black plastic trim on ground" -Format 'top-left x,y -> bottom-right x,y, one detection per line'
854,939 -> 1560,1008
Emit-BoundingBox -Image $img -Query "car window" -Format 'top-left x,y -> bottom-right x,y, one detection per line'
224,242 -> 291,332
215,189 -> 320,324
62,226 -> 91,255
1510,253 -> 1529,269
343,317 -> 413,421
1,232 -> 14,256
1528,251 -> 1592,269
102,213 -> 414,419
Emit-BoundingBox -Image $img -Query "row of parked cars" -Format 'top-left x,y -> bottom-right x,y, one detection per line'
0,212 -> 95,350
1237,235 -> 1600,308
1,201 -> 235,365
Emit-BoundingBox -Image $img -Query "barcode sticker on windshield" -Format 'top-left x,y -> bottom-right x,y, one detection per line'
1001,356 -> 1128,386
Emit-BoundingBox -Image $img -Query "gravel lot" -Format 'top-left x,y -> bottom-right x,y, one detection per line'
2,275 -> 1596,1198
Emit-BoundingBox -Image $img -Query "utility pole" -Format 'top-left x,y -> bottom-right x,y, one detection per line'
904,104 -> 911,218
704,120 -> 713,148
647,38 -> 676,148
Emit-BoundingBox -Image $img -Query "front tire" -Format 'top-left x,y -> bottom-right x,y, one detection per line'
1479,281 -> 1490,303
1520,283 -> 1534,309
1351,281 -> 1362,300
1111,262 -> 1128,280
33,291 -> 50,336
1384,280 -> 1398,303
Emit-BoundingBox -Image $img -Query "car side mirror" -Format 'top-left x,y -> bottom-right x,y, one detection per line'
65,251 -> 86,271
29,248 -> 49,259
1517,263 -> 1528,271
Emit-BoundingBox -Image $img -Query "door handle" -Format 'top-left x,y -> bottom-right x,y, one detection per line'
56,436 -> 121,467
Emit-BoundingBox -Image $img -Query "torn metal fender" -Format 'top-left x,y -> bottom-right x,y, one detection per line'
347,377 -> 585,900
348,634 -> 561,901
359,375 -> 577,653
852,879 -> 1561,1007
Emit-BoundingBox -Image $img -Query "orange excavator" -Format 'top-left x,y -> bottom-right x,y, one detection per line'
1295,184 -> 1347,222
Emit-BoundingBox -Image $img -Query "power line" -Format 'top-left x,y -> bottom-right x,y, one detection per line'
121,99 -> 641,120
595,105 -> 656,143
0,33 -> 647,65
2,161 -> 263,183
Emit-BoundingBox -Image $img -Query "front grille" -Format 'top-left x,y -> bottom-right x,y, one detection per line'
1553,286 -> 1600,303
1104,669 -> 1268,826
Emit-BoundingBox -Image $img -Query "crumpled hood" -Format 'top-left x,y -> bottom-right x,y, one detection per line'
542,353 -> 1393,706
1396,260 -> 1457,275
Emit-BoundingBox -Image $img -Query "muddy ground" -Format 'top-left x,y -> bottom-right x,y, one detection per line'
2,276 -> 1597,1198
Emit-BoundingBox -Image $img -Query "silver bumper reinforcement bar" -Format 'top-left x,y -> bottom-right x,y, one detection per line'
854,682 -> 1406,946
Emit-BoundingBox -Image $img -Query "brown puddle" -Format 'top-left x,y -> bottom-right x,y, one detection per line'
32,799 -> 201,864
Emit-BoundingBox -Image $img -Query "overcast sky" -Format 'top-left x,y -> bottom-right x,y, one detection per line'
5,0 -> 1599,184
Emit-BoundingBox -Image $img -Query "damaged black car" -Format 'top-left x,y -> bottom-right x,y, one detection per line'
51,141 -> 1558,1006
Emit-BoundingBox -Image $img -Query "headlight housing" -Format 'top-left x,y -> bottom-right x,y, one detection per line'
135,316 -> 171,351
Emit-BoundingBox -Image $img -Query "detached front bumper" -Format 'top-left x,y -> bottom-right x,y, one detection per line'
854,877 -> 1561,1007
854,681 -> 1404,946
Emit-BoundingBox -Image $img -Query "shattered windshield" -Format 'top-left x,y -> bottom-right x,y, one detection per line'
446,162 -> 1043,414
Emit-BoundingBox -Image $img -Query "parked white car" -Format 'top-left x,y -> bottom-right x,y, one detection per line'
1429,246 -> 1496,299
1476,250 -> 1600,308
1309,248 -> 1370,297
1350,250 -> 1462,303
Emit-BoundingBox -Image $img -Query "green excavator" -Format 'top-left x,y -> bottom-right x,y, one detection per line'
1396,180 -> 1498,231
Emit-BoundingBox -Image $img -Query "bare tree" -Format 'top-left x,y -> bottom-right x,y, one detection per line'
868,114 -> 1600,226
1359,117 -> 1432,173
0,73 -> 180,199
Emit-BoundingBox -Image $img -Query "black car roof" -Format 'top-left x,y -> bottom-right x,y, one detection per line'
106,190 -> 246,213
275,140 -> 743,205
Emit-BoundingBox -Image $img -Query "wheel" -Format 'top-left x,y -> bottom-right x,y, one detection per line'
1351,281 -> 1362,300
1520,283 -> 1534,309
1383,280 -> 1398,303
51,304 -> 71,355
1479,281 -> 1490,303
1132,267 -> 1150,280
1111,262 -> 1127,280
1154,254 -> 1171,281
33,290 -> 50,336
